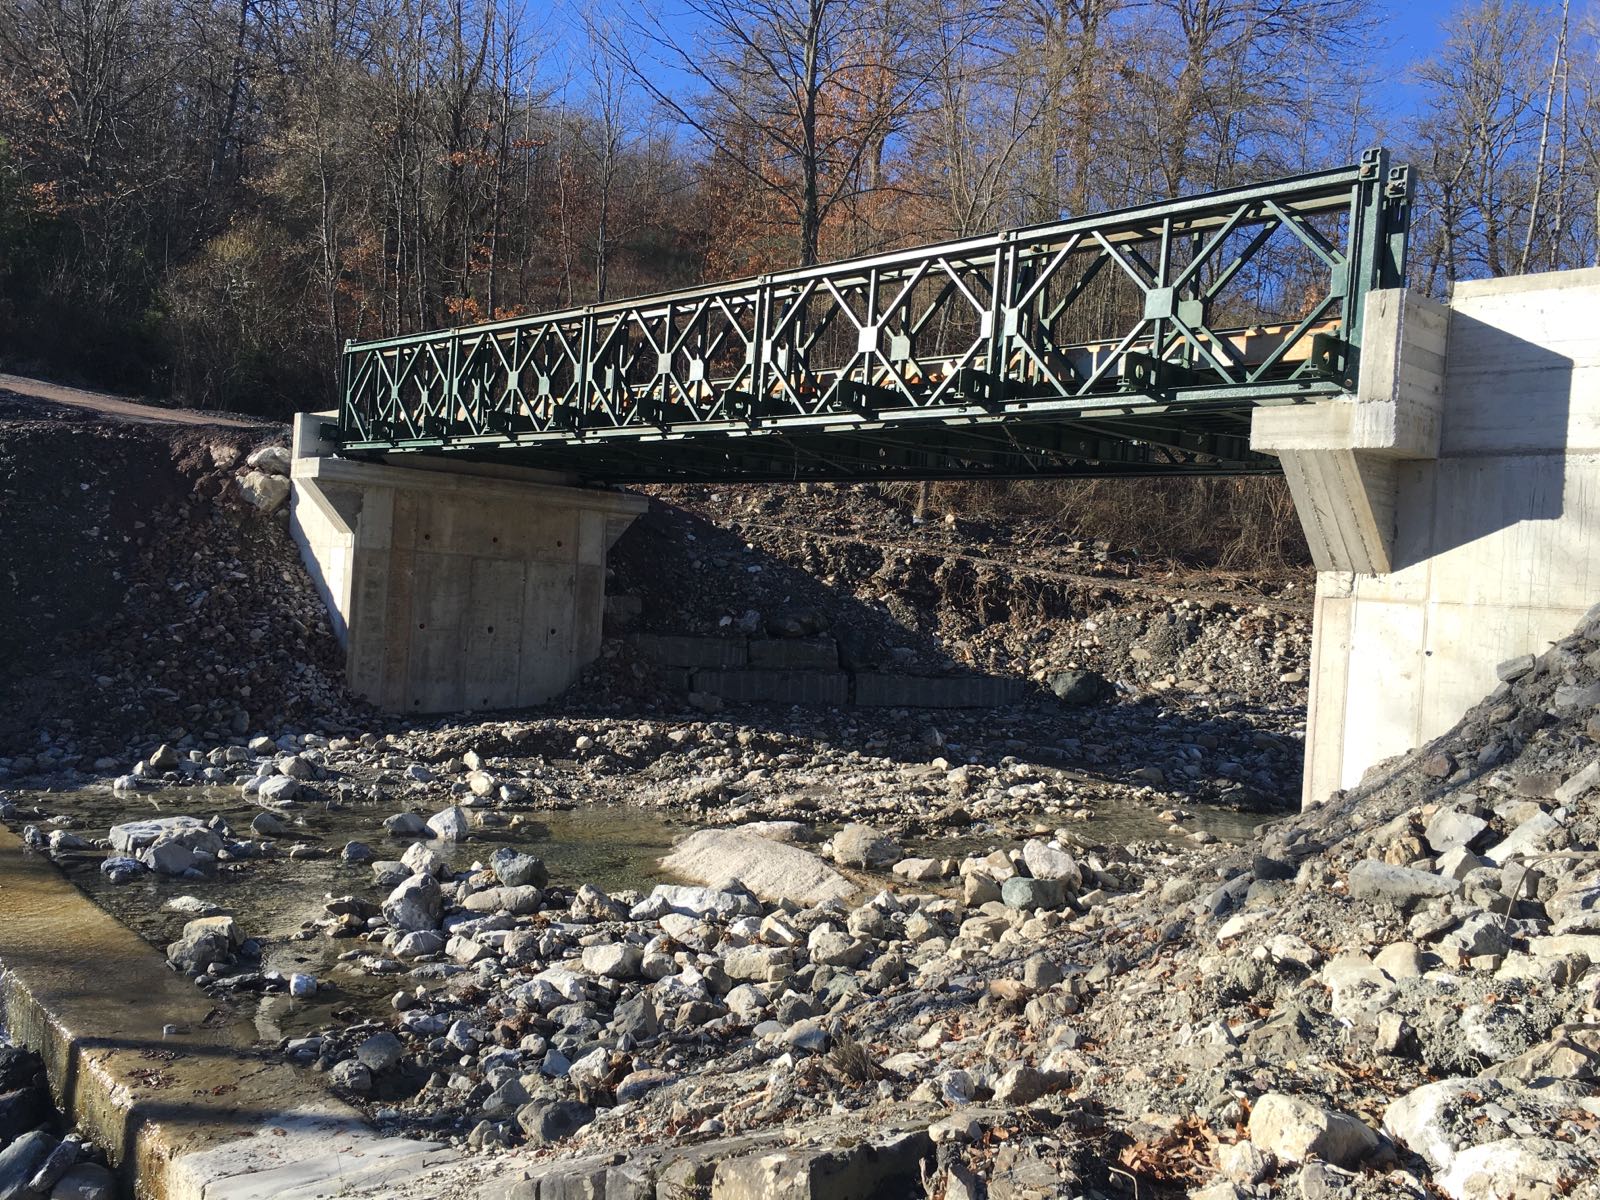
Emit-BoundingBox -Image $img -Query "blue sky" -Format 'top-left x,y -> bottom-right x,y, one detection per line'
546,0 -> 1529,129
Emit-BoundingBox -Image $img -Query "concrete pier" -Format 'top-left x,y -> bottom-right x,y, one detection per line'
289,415 -> 645,714
1255,269 -> 1600,807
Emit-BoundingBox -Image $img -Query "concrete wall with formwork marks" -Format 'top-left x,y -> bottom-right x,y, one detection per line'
1254,269 -> 1600,808
290,414 -> 645,714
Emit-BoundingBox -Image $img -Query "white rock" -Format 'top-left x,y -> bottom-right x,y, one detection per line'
1247,1092 -> 1377,1168
257,775 -> 301,804
238,470 -> 289,512
661,829 -> 856,906
427,806 -> 470,841
246,444 -> 292,475
582,943 -> 644,979
1021,840 -> 1082,888
1436,1136 -> 1594,1200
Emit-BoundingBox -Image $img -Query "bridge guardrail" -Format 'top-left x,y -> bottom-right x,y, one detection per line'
335,148 -> 1411,481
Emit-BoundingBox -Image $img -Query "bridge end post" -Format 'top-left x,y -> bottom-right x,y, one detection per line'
1254,271 -> 1600,809
288,424 -> 646,714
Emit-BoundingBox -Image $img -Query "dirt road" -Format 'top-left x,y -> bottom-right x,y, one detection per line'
0,373 -> 271,429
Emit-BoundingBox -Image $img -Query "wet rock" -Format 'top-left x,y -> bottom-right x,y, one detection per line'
251,812 -> 289,836
329,1059 -> 372,1094
99,856 -> 144,884
27,1138 -> 80,1197
166,916 -> 240,973
393,930 -> 446,959
108,815 -> 218,855
257,776 -> 301,804
490,848 -> 548,889
427,806 -> 469,841
0,1132 -> 58,1198
384,812 -> 430,837
1247,1093 -> 1377,1168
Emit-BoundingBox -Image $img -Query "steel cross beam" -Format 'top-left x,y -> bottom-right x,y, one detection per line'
335,148 -> 1412,483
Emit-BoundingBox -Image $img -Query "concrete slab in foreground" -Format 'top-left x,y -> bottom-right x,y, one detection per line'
0,827 -> 465,1198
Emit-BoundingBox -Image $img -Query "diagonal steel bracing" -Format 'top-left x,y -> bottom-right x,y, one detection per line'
334,149 -> 1412,483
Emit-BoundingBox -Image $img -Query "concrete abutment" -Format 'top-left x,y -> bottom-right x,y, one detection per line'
1255,268 -> 1600,808
289,413 -> 646,714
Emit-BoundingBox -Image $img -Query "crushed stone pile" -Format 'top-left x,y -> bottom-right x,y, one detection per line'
0,405 -> 363,763
81,608 -> 1593,1199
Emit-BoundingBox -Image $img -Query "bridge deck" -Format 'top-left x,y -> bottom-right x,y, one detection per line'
334,150 -> 1412,482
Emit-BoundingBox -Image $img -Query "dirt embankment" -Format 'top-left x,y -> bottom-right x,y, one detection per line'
0,391 -> 352,761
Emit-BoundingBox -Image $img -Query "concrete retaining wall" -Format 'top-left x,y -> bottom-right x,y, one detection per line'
1255,269 -> 1600,806
631,634 -> 1025,708
290,417 -> 645,714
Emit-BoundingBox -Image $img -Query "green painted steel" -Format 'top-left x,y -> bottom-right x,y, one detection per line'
336,148 -> 1412,482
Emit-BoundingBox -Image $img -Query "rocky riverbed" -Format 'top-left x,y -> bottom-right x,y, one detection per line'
7,615 -> 1600,1200
8,398 -> 1599,1199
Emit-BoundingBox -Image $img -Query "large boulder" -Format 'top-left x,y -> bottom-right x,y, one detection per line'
382,873 -> 444,931
662,829 -> 857,906
166,916 -> 241,973
1021,840 -> 1082,888
108,816 -> 220,855
1247,1092 -> 1377,1168
1436,1137 -> 1595,1200
830,823 -> 900,868
1048,669 -> 1112,705
491,848 -> 548,889
238,470 -> 289,513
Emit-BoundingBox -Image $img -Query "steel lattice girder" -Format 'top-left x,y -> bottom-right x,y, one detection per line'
335,148 -> 1412,482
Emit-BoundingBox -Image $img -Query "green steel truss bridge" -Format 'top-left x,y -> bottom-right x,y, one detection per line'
335,149 -> 1412,483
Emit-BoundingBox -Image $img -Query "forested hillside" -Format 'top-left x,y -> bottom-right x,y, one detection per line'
0,0 -> 1589,416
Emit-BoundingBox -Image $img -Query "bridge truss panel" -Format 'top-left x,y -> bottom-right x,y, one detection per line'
336,149 -> 1412,483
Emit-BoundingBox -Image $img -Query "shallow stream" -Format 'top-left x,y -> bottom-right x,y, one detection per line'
6,783 -> 1265,1041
